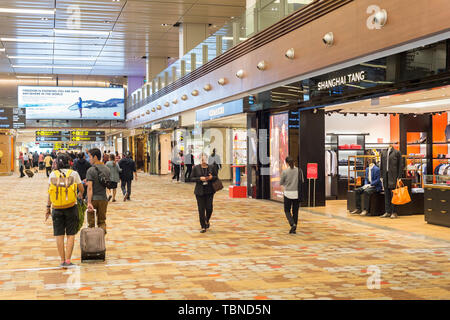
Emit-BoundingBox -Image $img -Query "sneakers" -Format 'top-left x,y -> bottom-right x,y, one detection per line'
360,210 -> 368,216
350,209 -> 362,215
380,213 -> 391,218
390,213 -> 398,219
64,262 -> 76,268
123,195 -> 127,202
200,229 -> 207,233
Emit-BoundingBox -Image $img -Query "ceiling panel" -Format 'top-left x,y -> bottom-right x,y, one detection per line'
0,0 -> 246,77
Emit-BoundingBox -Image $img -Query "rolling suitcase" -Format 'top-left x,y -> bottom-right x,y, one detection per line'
25,169 -> 34,178
80,209 -> 106,262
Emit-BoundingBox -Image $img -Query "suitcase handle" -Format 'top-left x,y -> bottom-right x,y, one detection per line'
85,208 -> 97,227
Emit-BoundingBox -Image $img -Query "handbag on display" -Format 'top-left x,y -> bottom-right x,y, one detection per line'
392,179 -> 411,205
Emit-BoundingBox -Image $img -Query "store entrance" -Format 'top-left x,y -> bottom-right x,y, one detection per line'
320,84 -> 450,227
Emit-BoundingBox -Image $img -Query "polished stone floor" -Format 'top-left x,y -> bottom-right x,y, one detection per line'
0,172 -> 448,300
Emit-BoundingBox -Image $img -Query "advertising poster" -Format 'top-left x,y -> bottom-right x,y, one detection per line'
18,86 -> 125,120
270,113 -> 289,201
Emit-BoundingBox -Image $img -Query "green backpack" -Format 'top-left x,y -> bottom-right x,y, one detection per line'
77,199 -> 87,233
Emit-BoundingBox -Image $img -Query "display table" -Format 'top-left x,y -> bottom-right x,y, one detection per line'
424,184 -> 450,228
229,165 -> 247,198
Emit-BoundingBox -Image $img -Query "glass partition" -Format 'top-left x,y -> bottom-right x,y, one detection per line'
128,0 -> 315,112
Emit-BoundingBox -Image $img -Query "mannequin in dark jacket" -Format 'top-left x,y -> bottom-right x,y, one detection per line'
191,153 -> 218,233
379,146 -> 403,218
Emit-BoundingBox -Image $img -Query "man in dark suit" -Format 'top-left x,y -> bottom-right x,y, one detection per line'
184,147 -> 194,182
379,146 -> 403,219
350,162 -> 382,216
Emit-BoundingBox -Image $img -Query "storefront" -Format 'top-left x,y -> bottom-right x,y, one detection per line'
251,39 -> 450,227
145,117 -> 179,175
182,99 -> 249,182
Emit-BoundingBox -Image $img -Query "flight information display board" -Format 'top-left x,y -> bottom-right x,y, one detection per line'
35,130 -> 105,142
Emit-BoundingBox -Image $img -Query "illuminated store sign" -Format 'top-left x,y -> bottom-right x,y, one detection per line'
318,71 -> 366,90
196,99 -> 243,122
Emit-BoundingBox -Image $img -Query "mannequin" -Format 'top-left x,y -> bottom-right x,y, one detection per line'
379,143 -> 403,219
350,160 -> 382,216
445,118 -> 450,142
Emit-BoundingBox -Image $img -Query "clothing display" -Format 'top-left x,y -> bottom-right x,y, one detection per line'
380,148 -> 402,189
325,150 -> 337,176
434,163 -> 450,175
445,124 -> 450,141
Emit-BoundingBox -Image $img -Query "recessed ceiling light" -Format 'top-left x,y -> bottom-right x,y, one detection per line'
0,8 -> 55,15
41,17 -> 49,21
16,76 -> 54,79
54,29 -> 111,36
161,24 -> 170,27
1,37 -> 54,43
12,65 -> 93,70
0,48 -> 5,52
8,55 -> 96,61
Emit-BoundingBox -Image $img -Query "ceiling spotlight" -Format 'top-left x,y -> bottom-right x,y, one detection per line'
257,61 -> 268,71
172,99 -> 178,104
236,69 -> 245,79
164,102 -> 170,107
327,112 -> 332,116
322,32 -> 334,46
285,48 -> 295,60
151,108 -> 156,112
413,114 -> 417,118
384,113 -> 387,117
218,78 -> 227,86
146,110 -> 150,114
157,105 -> 162,110
203,84 -> 212,91
191,90 -> 199,96
373,9 -> 388,28
181,94 -> 188,100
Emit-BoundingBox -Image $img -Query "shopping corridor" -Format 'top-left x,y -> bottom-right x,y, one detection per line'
0,173 -> 448,300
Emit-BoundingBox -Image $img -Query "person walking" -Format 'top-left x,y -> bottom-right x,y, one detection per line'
280,156 -> 304,234
86,148 -> 111,234
118,151 -> 137,201
46,153 -> 84,268
73,152 -> 91,181
44,152 -> 53,177
106,153 -> 121,202
18,152 -> 25,178
39,152 -> 44,171
171,149 -> 181,183
184,148 -> 194,182
23,152 -> 30,170
208,148 -> 222,172
191,153 -> 218,233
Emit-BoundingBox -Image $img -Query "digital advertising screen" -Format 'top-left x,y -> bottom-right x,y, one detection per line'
269,113 -> 289,201
18,86 -> 125,120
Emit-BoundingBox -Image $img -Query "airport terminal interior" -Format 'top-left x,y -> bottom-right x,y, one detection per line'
0,0 -> 449,300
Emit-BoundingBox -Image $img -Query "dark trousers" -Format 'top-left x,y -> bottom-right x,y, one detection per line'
172,164 -> 180,181
185,165 -> 193,181
284,196 -> 299,227
384,187 -> 395,214
355,186 -> 377,211
196,193 -> 214,229
87,200 -> 108,233
45,166 -> 51,177
19,165 -> 25,177
121,179 -> 132,198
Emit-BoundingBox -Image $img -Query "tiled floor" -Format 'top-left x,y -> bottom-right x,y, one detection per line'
0,172 -> 449,300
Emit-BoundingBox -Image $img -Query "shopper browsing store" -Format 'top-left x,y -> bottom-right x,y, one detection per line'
350,160 -> 382,216
280,156 -> 304,234
379,145 -> 403,219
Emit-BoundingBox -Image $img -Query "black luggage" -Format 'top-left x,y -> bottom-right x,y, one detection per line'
39,163 -> 45,170
25,169 -> 34,178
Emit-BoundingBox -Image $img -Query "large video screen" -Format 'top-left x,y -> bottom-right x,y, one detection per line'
270,113 -> 289,201
18,86 -> 125,120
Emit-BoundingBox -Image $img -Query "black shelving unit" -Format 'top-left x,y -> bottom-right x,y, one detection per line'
326,133 -> 369,200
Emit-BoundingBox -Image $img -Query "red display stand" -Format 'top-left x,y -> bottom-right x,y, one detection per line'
229,186 -> 247,198
229,165 -> 247,198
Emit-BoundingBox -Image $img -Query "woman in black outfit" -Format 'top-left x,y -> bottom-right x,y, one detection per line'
191,153 -> 218,233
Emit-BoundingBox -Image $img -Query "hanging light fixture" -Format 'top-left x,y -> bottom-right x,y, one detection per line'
191,90 -> 199,96
203,84 -> 212,91
285,48 -> 295,60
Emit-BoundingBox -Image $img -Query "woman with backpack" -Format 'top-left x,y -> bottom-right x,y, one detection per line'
280,156 -> 304,234
46,153 -> 84,268
106,153 -> 122,202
